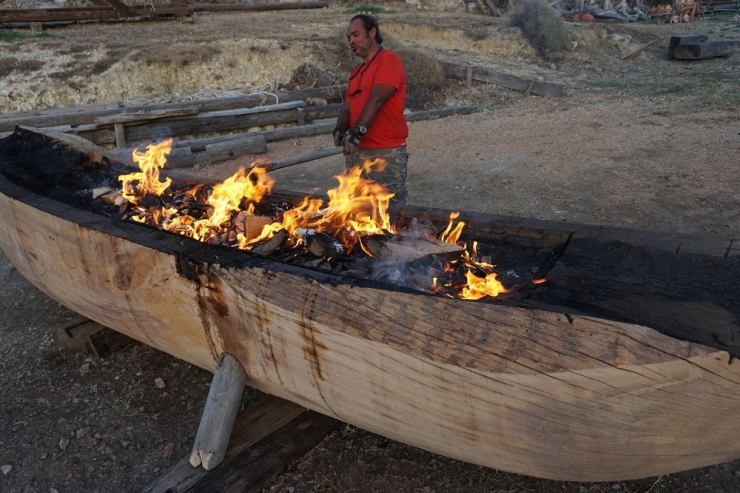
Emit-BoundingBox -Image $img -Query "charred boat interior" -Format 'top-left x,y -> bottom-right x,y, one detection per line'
1,126 -> 739,358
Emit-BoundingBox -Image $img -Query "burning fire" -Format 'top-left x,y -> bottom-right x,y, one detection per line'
114,140 -> 527,300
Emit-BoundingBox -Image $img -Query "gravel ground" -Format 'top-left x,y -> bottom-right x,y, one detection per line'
2,2 -> 740,492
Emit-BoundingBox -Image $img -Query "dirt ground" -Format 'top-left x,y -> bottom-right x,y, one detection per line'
2,1 -> 740,492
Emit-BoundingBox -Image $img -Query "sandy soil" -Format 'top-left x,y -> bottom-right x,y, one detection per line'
1,1 -> 740,492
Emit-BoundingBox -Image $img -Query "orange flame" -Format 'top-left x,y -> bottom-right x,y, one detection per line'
207,166 -> 274,228
440,212 -> 465,245
239,159 -> 396,252
119,139 -> 173,202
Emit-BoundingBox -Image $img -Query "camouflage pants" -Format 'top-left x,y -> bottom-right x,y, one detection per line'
345,146 -> 409,205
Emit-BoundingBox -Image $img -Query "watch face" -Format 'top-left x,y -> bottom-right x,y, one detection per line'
358,125 -> 367,134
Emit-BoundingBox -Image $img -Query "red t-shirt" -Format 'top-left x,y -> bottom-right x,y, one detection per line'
346,48 -> 408,149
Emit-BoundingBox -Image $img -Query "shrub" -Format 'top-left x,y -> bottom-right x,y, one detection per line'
509,0 -> 571,61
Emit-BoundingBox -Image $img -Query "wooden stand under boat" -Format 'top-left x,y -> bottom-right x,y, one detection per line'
0,127 -> 739,481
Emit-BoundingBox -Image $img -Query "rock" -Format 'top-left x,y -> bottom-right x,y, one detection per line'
154,377 -> 165,389
121,440 -> 131,448
40,452 -> 48,459
1,464 -> 12,476
611,484 -> 622,490
79,363 -> 90,376
162,442 -> 175,458
59,438 -> 70,450
76,426 -> 91,439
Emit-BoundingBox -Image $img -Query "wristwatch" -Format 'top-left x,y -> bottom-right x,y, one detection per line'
355,124 -> 367,135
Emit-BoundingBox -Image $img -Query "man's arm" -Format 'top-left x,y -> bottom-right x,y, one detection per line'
355,84 -> 397,130
335,98 -> 351,132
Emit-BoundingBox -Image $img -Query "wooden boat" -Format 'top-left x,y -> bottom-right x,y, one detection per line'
1,127 -> 739,481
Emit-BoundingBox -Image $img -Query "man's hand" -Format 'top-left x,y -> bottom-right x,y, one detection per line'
332,127 -> 346,147
343,129 -> 362,155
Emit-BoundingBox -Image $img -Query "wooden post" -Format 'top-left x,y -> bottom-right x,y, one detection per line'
190,352 -> 248,470
465,66 -> 473,87
114,123 -> 126,148
296,107 -> 305,126
29,22 -> 43,33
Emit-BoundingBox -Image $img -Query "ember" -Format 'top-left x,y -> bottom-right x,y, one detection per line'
111,139 -> 522,299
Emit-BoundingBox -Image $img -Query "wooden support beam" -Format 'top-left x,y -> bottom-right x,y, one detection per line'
143,394 -> 340,493
190,353 -> 248,471
56,316 -> 135,359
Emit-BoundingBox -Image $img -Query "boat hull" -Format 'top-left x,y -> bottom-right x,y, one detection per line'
2,172 -> 740,481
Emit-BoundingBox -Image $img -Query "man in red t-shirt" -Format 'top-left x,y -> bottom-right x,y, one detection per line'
333,14 -> 409,205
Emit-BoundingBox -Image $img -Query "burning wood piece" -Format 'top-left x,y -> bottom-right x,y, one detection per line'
235,213 -> 273,242
97,189 -> 127,207
251,229 -> 287,256
297,228 -> 346,258
91,187 -> 113,200
363,234 -> 464,263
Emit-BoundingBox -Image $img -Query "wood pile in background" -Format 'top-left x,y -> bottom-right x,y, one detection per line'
0,85 -> 480,167
0,1 -> 329,26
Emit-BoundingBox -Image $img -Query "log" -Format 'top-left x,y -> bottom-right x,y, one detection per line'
190,352 -> 248,471
667,34 -> 708,58
205,135 -> 267,164
363,234 -> 465,263
439,62 -> 565,97
94,106 -> 199,125
108,145 -> 194,169
673,41 -> 736,60
56,316 -> 135,359
0,86 -> 346,132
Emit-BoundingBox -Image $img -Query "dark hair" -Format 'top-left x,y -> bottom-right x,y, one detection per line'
350,14 -> 383,44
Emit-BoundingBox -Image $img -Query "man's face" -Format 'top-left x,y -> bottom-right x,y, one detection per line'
346,19 -> 376,58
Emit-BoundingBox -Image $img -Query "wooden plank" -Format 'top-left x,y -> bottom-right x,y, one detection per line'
405,105 -> 480,122
622,40 -> 655,60
56,315 -> 135,359
190,353 -> 248,470
205,136 -> 267,164
95,107 -> 199,125
0,86 -> 345,132
189,1 -> 329,12
0,4 -> 190,23
108,145 -> 194,168
142,395 -> 309,493
439,61 -> 565,97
